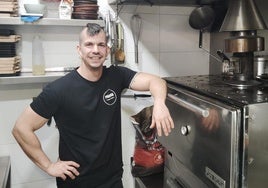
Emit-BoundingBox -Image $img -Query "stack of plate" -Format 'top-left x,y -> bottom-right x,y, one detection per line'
0,0 -> 19,17
0,29 -> 21,76
72,0 -> 99,20
0,43 -> 16,57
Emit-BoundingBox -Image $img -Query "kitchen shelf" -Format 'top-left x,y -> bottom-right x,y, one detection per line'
0,17 -> 104,26
0,17 -> 105,89
0,72 -> 67,86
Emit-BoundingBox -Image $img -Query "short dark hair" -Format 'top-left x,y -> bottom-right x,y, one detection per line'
85,23 -> 108,42
86,23 -> 104,36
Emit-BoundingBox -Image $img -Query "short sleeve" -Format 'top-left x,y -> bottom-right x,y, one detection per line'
30,84 -> 60,119
115,66 -> 137,88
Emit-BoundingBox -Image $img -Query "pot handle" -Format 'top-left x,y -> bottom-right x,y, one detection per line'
199,30 -> 203,48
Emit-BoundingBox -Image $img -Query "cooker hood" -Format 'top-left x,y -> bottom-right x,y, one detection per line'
217,0 -> 267,87
110,0 -> 225,6
220,0 -> 267,31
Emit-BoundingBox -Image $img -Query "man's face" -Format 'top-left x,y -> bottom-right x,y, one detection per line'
77,30 -> 110,69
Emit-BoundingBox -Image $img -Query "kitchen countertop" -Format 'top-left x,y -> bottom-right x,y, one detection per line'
164,75 -> 268,106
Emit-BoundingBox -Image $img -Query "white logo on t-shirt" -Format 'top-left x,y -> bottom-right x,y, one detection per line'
103,89 -> 117,105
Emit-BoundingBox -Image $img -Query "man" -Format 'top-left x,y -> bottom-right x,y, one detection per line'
12,23 -> 174,188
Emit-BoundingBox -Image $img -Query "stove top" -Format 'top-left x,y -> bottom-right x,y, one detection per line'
164,75 -> 268,105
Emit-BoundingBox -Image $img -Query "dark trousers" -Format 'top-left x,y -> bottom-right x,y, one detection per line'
57,171 -> 123,188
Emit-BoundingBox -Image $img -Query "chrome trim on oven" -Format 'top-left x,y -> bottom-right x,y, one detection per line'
167,93 -> 209,117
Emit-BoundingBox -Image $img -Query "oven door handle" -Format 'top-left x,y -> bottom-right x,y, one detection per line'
167,93 -> 209,117
166,177 -> 186,188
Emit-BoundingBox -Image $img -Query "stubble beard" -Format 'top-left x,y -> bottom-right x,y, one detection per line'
85,57 -> 104,71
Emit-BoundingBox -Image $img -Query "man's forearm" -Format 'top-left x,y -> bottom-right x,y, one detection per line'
149,77 -> 167,103
12,126 -> 52,172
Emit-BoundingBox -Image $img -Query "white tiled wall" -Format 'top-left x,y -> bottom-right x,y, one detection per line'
108,3 -> 210,76
0,0 -> 210,187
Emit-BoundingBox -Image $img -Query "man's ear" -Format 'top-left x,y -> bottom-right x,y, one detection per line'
77,45 -> 82,57
106,46 -> 111,55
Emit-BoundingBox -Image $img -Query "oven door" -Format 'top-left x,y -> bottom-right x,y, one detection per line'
159,85 -> 242,188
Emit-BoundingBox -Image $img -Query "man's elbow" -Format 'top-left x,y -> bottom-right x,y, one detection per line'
12,124 -> 19,139
12,122 -> 24,141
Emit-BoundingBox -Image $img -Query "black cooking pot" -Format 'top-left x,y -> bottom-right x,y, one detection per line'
189,6 -> 215,48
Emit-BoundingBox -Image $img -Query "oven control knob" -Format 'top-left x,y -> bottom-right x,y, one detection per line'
181,125 -> 191,136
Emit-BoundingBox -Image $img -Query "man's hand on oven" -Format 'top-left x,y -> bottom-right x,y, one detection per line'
150,102 -> 174,136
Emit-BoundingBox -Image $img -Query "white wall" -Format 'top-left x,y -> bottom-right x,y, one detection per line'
0,0 -> 210,187
102,2 -> 210,76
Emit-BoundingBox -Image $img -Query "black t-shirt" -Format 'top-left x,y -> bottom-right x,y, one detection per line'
30,65 -> 137,187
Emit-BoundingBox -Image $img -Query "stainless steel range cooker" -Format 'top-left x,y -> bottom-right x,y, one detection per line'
159,75 -> 268,188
